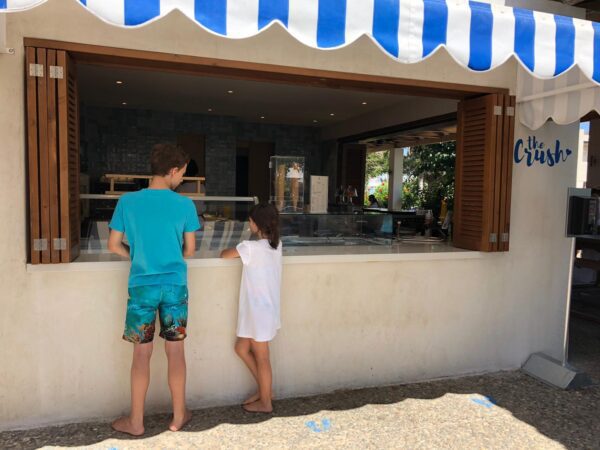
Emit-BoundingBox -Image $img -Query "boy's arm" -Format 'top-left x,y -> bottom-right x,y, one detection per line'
220,248 -> 240,259
183,231 -> 196,258
107,230 -> 130,259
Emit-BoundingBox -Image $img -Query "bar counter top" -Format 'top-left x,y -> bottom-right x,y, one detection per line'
28,241 -> 484,272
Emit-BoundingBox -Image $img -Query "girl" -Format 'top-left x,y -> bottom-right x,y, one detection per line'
220,203 -> 282,413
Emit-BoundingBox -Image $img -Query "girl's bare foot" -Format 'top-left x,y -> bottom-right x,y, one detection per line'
242,399 -> 273,413
243,391 -> 274,405
169,410 -> 192,432
111,416 -> 144,436
243,392 -> 260,405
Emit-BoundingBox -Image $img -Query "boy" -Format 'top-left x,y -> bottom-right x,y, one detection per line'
108,143 -> 201,435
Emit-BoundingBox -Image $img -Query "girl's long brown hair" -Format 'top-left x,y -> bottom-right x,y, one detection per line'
249,203 -> 280,249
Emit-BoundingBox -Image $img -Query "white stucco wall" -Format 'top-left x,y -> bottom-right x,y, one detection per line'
0,0 -> 579,430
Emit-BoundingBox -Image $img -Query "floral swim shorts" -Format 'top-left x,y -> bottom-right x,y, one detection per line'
123,284 -> 188,344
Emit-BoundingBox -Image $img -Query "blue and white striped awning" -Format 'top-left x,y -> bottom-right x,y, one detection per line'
2,0 -> 600,84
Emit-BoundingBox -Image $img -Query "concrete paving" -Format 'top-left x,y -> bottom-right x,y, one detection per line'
1,317 -> 599,450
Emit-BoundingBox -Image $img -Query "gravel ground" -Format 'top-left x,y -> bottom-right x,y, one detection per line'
1,317 -> 598,450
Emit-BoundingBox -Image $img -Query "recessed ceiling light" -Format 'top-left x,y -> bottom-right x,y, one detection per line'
227,90 -> 234,94
362,101 -> 367,105
116,80 -> 124,85
260,116 -> 265,119
313,120 -> 318,123
208,108 -> 213,112
330,113 -> 335,116
121,102 -> 127,106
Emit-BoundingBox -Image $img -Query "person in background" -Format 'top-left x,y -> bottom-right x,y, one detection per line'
220,203 -> 283,413
368,194 -> 380,208
107,144 -> 201,435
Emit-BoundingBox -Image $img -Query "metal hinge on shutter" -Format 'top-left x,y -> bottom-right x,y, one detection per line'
49,65 -> 64,79
33,239 -> 48,251
29,63 -> 44,77
501,233 -> 510,243
53,238 -> 67,251
489,233 -> 498,243
493,106 -> 503,116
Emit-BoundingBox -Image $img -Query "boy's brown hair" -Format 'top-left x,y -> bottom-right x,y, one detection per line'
150,143 -> 190,176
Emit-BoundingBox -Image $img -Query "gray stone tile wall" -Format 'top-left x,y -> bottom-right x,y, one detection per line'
80,106 -> 323,196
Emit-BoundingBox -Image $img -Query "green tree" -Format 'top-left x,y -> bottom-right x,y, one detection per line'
401,176 -> 420,210
403,141 -> 456,214
364,150 -> 390,206
365,150 -> 389,180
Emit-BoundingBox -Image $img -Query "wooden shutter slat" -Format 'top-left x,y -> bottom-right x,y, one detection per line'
460,199 -> 484,204
47,49 -> 61,262
461,168 -> 485,175
460,215 -> 484,223
462,159 -> 485,165
57,50 -> 70,262
464,121 -> 487,126
58,50 -> 81,262
68,52 -> 81,260
36,48 -> 51,263
460,216 -> 484,224
490,94 -> 503,251
464,132 -> 486,139
26,47 -> 41,264
500,96 -> 515,250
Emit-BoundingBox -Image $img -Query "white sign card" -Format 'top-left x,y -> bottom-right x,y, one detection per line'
310,176 -> 328,213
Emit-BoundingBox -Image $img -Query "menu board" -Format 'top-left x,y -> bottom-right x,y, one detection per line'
310,176 -> 328,213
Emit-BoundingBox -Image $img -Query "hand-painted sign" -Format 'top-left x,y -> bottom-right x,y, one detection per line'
514,136 -> 572,167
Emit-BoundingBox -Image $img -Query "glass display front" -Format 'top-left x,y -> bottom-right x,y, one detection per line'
78,193 -> 401,259
279,213 -> 394,247
79,194 -> 257,259
270,156 -> 305,213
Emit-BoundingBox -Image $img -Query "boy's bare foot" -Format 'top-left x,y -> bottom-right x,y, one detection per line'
243,392 -> 260,405
242,399 -> 273,414
111,416 -> 145,436
169,410 -> 192,432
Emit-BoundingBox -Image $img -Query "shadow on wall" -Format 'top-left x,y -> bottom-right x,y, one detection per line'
0,318 -> 598,449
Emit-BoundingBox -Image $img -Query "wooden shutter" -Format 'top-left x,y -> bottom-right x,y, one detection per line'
499,95 -> 515,251
57,51 -> 81,262
26,47 -> 80,263
454,93 -> 514,252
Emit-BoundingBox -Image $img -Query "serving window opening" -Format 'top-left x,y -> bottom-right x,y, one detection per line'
24,43 -> 515,264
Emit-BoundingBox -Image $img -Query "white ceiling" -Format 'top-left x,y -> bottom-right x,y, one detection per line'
77,64 -> 420,127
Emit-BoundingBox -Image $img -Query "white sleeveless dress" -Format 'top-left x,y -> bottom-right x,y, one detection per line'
235,239 -> 282,342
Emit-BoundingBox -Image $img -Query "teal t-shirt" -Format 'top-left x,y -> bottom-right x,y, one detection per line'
109,189 -> 201,287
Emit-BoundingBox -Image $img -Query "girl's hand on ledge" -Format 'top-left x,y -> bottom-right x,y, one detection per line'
220,248 -> 240,259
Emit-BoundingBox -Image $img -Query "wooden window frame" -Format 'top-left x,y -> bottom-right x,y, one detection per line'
24,38 -> 513,263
